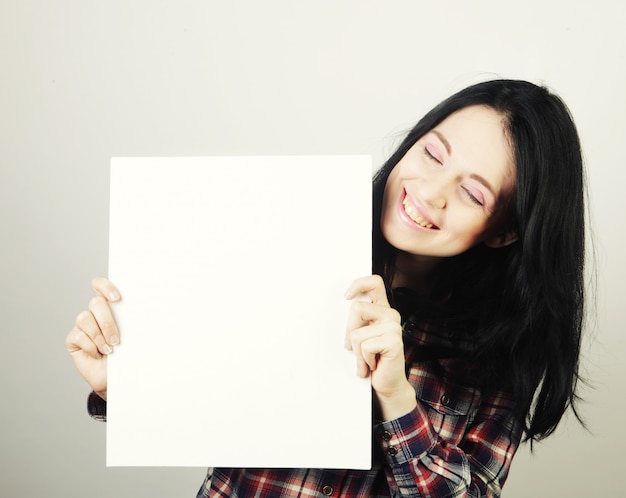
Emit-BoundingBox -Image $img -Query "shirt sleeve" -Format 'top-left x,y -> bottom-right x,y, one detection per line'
375,388 -> 522,498
87,391 -> 107,422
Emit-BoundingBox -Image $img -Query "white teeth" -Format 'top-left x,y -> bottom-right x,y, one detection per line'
403,196 -> 434,228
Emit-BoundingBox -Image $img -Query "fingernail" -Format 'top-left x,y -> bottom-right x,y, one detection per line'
109,335 -> 119,346
102,344 -> 113,355
109,291 -> 120,301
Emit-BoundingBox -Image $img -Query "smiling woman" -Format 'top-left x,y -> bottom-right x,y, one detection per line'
381,105 -> 517,258
67,79 -> 587,498
373,79 -> 586,444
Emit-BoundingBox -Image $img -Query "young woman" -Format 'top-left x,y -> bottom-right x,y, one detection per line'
67,79 -> 586,497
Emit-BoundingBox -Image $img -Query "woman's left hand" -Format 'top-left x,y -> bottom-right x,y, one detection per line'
345,275 -> 417,421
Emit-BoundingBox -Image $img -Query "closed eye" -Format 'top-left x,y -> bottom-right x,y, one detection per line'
423,144 -> 443,164
462,186 -> 484,206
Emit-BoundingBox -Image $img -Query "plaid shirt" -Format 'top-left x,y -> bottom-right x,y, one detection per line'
89,319 -> 522,498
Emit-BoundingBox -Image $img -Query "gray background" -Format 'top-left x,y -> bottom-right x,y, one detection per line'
1,1 -> 624,496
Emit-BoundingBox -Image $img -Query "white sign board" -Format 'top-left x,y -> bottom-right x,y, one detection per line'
107,156 -> 372,468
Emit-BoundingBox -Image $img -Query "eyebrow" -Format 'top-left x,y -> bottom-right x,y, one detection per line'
431,130 -> 452,155
469,173 -> 496,197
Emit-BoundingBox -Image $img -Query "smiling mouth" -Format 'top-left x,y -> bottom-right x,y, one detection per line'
402,195 -> 439,229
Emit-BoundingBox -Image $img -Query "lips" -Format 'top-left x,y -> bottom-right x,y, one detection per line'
401,192 -> 439,229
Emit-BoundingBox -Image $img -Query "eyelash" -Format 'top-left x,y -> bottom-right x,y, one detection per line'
423,146 -> 441,164
423,146 -> 484,207
462,188 -> 483,206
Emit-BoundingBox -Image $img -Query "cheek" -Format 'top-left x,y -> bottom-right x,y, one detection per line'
452,212 -> 491,243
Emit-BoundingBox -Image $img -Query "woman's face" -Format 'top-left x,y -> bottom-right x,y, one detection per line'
381,105 -> 516,258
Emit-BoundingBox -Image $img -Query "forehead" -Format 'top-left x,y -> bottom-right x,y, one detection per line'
432,105 -> 515,194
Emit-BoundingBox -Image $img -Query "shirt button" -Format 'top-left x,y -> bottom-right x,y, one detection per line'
387,446 -> 398,457
381,430 -> 392,441
405,322 -> 417,332
440,394 -> 450,406
322,485 -> 333,496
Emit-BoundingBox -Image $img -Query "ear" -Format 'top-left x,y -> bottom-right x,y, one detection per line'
484,230 -> 518,249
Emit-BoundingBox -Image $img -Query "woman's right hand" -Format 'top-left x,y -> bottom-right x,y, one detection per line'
66,277 -> 121,400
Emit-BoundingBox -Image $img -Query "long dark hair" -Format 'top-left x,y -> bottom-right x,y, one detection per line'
373,79 -> 586,442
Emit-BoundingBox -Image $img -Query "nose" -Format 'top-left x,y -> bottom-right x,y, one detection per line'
424,192 -> 446,209
420,177 -> 448,209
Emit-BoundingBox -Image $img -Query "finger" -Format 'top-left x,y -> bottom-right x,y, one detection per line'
345,274 -> 390,306
360,332 -> 404,370
66,326 -> 103,360
345,300 -> 368,347
75,309 -> 114,355
361,336 -> 384,373
352,341 -> 371,379
348,320 -> 402,354
344,300 -> 399,349
345,300 -> 401,347
348,321 -> 402,376
350,300 -> 400,325
92,276 -> 121,302
346,321 -> 382,376
88,296 -> 120,347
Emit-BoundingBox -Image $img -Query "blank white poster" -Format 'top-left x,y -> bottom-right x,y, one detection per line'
106,156 -> 372,468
